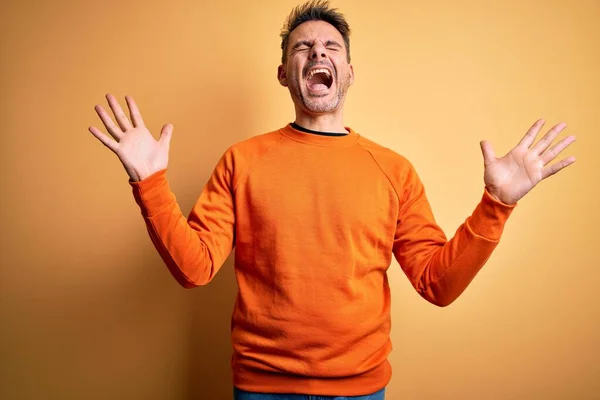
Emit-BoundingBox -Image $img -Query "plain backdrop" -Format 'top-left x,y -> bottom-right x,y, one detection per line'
1,0 -> 598,399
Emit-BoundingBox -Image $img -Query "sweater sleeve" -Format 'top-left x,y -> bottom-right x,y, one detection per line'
129,150 -> 236,288
392,162 -> 516,306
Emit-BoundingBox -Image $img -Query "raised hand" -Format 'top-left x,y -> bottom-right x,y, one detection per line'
480,119 -> 576,205
89,94 -> 173,182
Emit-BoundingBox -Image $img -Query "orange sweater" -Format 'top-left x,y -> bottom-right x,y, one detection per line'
130,124 -> 515,396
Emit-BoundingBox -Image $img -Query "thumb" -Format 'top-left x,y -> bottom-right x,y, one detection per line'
159,124 -> 173,147
480,140 -> 496,165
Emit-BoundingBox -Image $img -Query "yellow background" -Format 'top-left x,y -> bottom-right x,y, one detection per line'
1,0 -> 598,399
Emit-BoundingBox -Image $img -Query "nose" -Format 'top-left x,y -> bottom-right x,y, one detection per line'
310,42 -> 327,59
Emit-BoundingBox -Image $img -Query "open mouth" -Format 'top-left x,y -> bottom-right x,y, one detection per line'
306,68 -> 333,91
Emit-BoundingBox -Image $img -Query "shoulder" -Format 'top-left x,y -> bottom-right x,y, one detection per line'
212,128 -> 285,187
355,133 -> 426,202
215,129 -> 284,165
223,129 -> 284,162
356,134 -> 416,178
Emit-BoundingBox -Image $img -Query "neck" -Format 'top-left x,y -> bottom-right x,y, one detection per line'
293,107 -> 347,134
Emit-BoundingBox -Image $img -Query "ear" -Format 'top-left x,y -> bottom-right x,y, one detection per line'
278,64 -> 288,87
349,64 -> 355,86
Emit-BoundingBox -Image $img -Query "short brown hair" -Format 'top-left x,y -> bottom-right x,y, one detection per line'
280,0 -> 351,64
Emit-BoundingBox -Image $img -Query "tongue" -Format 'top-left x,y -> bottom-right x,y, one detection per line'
308,73 -> 329,91
309,83 -> 328,90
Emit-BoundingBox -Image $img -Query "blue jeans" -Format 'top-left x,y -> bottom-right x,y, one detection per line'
233,387 -> 385,400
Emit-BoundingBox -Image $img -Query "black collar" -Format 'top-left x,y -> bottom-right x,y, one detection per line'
291,122 -> 348,137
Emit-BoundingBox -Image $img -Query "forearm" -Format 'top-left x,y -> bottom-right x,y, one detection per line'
131,169 -> 215,288
415,219 -> 501,307
397,189 -> 515,307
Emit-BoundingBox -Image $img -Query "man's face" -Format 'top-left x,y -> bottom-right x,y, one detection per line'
278,20 -> 354,115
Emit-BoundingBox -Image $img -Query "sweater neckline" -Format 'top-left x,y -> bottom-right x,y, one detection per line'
279,123 -> 359,147
290,122 -> 348,137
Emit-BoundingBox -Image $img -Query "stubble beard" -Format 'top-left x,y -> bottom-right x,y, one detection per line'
290,72 -> 351,114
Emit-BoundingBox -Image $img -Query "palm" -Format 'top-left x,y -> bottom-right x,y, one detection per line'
116,126 -> 168,180
89,94 -> 172,181
480,119 -> 576,205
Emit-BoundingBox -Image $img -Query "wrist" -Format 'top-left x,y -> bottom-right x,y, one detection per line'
485,187 -> 516,206
132,166 -> 155,182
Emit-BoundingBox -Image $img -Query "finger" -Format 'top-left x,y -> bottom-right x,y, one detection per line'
159,124 -> 173,147
517,118 -> 545,148
541,135 -> 576,165
106,94 -> 133,131
125,95 -> 145,128
479,140 -> 496,165
541,156 -> 576,180
89,125 -> 118,152
531,122 -> 567,155
94,104 -> 123,140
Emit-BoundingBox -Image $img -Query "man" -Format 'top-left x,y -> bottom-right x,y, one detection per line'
88,1 -> 575,399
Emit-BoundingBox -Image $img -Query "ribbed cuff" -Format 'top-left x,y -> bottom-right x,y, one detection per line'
467,188 -> 517,240
129,169 -> 175,217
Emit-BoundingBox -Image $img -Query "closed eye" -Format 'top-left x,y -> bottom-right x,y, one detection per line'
325,41 -> 342,50
292,41 -> 312,52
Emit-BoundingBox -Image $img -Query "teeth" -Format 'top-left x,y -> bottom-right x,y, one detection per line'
307,68 -> 331,80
